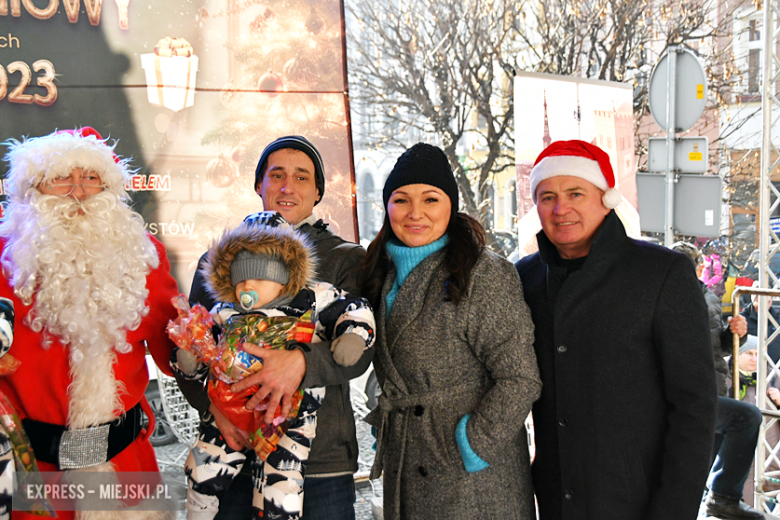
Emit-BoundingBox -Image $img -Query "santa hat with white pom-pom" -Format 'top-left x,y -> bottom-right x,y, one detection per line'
3,126 -> 131,203
530,139 -> 623,209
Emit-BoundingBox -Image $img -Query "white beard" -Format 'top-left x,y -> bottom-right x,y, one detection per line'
0,191 -> 159,427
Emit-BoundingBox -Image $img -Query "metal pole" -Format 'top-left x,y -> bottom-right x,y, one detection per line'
733,287 -> 780,510
731,288 -> 780,390
755,0 -> 777,507
732,289 -> 743,399
664,47 -> 678,246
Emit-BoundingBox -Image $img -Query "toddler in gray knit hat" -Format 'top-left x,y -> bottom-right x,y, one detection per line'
172,215 -> 375,520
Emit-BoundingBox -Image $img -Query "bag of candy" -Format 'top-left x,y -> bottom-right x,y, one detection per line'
208,311 -> 314,459
167,294 -> 317,459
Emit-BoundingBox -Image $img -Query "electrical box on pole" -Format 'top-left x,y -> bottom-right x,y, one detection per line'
641,47 -> 711,243
648,137 -> 709,174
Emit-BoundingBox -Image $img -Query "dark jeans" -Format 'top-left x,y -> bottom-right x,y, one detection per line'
214,469 -> 356,520
302,474 -> 357,520
707,396 -> 763,500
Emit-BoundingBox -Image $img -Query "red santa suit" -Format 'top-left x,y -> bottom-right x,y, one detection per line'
0,128 -> 181,520
0,235 -> 179,520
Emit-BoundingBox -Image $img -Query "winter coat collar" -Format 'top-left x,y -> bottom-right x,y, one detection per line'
535,210 -> 632,319
370,248 -> 449,401
293,213 -> 320,230
295,213 -> 333,236
537,209 -> 628,269
384,249 -> 447,352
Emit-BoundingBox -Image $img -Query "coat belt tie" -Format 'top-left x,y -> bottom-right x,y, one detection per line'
365,379 -> 485,481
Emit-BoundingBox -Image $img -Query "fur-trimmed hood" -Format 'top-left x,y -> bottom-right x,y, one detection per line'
202,222 -> 316,305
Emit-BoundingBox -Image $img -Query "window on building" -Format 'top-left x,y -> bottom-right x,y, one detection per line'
734,9 -> 764,98
487,185 -> 496,229
358,173 -> 379,243
505,179 -> 517,230
748,19 -> 761,93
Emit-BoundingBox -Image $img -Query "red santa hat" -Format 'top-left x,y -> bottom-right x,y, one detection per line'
4,126 -> 131,201
530,140 -> 623,209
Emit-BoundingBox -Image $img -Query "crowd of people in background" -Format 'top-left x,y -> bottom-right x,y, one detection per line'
1,127 -> 779,520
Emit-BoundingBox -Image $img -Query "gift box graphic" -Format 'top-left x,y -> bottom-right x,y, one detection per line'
140,53 -> 198,112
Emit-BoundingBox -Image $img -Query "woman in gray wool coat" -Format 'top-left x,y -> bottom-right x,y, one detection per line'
359,142 -> 542,520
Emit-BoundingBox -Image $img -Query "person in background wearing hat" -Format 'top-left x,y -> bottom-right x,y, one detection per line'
182,136 -> 368,520
175,218 -> 374,520
0,128 -> 180,519
515,140 -> 717,520
359,143 -> 541,520
729,335 -> 780,510
671,242 -> 763,519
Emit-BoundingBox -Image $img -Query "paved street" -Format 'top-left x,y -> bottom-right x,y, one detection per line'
153,423 -> 382,520
355,479 -> 383,520
152,372 -> 383,519
153,408 -> 780,520
353,409 -> 382,520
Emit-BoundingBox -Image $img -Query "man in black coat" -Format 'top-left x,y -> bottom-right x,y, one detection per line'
515,140 -> 717,520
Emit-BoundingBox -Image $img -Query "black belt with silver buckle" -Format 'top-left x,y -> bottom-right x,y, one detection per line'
22,402 -> 144,470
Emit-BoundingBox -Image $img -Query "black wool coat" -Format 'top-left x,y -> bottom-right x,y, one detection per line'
515,211 -> 717,520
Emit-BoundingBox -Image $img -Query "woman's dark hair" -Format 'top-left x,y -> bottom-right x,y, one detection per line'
358,211 -> 487,310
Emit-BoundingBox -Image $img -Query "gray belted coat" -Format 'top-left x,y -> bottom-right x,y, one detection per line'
367,248 -> 542,520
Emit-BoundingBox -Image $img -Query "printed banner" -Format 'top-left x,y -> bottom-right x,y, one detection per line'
0,0 -> 357,293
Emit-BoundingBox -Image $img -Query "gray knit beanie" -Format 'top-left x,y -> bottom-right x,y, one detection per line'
741,335 -> 758,355
382,143 -> 459,210
230,250 -> 289,287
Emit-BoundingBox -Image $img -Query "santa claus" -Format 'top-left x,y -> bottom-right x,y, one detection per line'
0,128 -> 180,519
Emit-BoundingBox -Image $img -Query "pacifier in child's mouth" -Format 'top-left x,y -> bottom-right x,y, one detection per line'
239,290 -> 259,311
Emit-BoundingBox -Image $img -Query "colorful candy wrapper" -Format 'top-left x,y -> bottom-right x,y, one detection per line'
166,294 -> 218,364
210,312 -> 313,383
166,294 -> 317,460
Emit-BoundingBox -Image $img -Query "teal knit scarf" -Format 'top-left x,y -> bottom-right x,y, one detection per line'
385,235 -> 449,316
